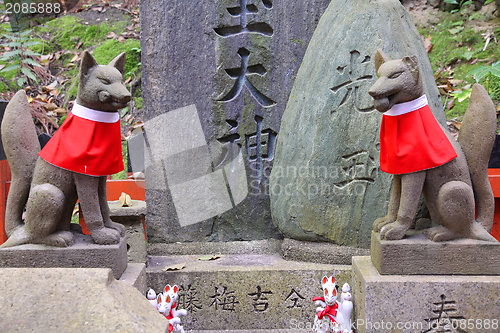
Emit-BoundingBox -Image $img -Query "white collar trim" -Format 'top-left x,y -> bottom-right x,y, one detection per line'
384,95 -> 428,116
71,102 -> 119,123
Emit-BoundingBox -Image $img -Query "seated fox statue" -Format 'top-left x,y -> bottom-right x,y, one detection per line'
0,51 -> 130,248
368,49 -> 497,242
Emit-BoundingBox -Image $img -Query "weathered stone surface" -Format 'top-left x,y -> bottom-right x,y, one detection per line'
139,0 -> 332,243
0,268 -> 169,333
371,231 -> 500,275
147,239 -> 282,256
270,0 -> 446,248
119,262 -> 147,295
147,254 -> 351,331
109,200 -> 147,263
353,256 -> 500,333
282,238 -> 370,265
0,233 -> 127,279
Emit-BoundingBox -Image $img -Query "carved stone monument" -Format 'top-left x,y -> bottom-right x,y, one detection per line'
139,0 -> 332,243
269,0 -> 445,248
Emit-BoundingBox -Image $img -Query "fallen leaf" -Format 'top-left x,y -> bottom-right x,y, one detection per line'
118,36 -> 125,43
447,99 -> 455,110
43,103 -> 58,111
0,64 -> 5,71
423,34 -> 434,53
162,262 -> 186,271
69,53 -> 81,63
133,121 -> 144,129
54,108 -> 67,116
448,79 -> 463,86
196,255 -> 221,261
107,32 -> 118,39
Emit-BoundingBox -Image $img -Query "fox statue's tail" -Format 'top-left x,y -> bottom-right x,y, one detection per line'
1,90 -> 40,239
458,84 -> 496,233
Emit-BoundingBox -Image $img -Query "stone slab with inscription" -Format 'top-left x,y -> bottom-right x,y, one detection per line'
270,0 -> 446,248
147,253 -> 351,331
353,256 -> 500,333
139,0 -> 332,243
371,231 -> 500,275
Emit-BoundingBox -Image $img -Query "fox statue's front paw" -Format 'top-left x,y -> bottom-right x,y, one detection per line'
106,220 -> 125,237
90,227 -> 121,245
373,215 -> 395,232
380,221 -> 409,240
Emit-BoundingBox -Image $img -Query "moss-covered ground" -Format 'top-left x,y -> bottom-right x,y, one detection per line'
412,3 -> 500,120
0,2 -> 141,181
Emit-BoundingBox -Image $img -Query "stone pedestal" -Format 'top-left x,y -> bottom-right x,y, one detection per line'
146,239 -> 352,331
0,233 -> 127,279
353,256 -> 500,333
0,267 -> 168,333
109,199 -> 147,263
371,231 -> 500,275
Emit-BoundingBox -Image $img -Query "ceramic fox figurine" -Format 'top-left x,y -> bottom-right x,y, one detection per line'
313,276 -> 353,333
147,288 -> 157,309
157,293 -> 181,333
163,285 -> 186,333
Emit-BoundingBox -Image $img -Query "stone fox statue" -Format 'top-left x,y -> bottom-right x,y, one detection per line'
368,49 -> 497,242
0,51 -> 130,248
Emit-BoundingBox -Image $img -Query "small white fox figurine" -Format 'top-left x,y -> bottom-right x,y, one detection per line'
312,276 -> 353,333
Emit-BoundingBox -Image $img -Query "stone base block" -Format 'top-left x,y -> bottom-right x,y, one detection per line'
371,231 -> 500,275
0,268 -> 169,333
109,200 -> 147,263
0,233 -> 127,279
147,253 -> 352,331
119,263 -> 147,294
353,256 -> 500,333
281,238 -> 370,265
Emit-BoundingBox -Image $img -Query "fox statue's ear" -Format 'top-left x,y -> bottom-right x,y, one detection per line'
402,55 -> 419,81
374,49 -> 390,73
80,51 -> 98,78
109,52 -> 126,76
402,55 -> 418,72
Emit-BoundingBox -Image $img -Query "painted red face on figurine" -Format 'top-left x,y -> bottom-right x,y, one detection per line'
322,276 -> 337,306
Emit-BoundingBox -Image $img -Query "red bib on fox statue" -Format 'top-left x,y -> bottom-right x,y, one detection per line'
379,95 -> 457,175
39,102 -> 124,176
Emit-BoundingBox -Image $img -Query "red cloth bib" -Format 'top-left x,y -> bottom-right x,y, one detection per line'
379,95 -> 457,175
38,102 -> 124,177
313,296 -> 339,323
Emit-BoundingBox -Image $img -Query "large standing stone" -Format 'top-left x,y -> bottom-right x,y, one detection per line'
270,0 -> 446,248
139,0 -> 332,243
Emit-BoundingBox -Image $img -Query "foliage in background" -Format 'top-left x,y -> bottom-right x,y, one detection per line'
468,61 -> 500,100
0,28 -> 42,87
419,8 -> 500,119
